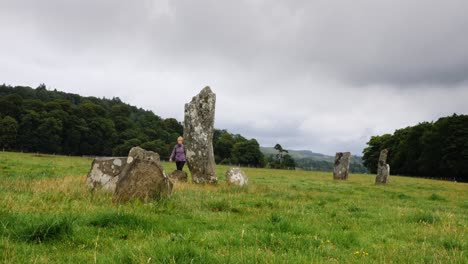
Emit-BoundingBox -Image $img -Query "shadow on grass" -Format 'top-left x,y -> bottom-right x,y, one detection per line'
86,210 -> 150,229
1,213 -> 74,243
407,211 -> 441,224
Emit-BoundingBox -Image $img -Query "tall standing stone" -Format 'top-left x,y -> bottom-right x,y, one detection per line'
375,149 -> 390,184
333,152 -> 351,180
184,86 -> 217,184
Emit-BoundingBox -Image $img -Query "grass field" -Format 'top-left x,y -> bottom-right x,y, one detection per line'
0,151 -> 466,263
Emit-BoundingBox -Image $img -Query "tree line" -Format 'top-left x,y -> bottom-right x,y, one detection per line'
0,84 -> 265,167
294,158 -> 368,173
362,114 -> 468,182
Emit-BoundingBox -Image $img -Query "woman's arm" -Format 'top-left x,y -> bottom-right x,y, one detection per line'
169,146 -> 176,161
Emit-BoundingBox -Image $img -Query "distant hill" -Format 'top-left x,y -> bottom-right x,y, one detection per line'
261,147 -> 368,173
261,147 -> 328,160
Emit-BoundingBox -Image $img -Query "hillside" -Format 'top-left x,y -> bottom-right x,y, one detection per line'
0,152 -> 466,263
0,84 -> 264,167
261,147 -> 368,173
261,147 -> 330,161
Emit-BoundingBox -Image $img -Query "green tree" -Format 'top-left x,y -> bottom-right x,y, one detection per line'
274,143 -> 289,163
162,118 -> 183,135
112,138 -> 142,156
141,139 -> 170,159
213,130 -> 235,163
362,134 -> 392,173
0,94 -> 23,120
0,116 -> 18,149
282,154 -> 296,169
37,117 -> 63,153
0,84 -> 265,161
17,110 -> 42,152
231,139 -> 265,167
363,114 -> 468,182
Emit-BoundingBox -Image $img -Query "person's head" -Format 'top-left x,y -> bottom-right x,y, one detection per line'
177,136 -> 184,144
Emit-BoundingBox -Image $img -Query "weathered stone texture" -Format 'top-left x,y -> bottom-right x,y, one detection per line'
333,152 -> 351,180
183,87 -> 217,184
169,170 -> 188,182
113,147 -> 172,202
86,157 -> 127,192
375,149 -> 390,184
225,167 -> 248,186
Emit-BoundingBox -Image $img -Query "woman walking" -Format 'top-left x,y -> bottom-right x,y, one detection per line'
169,136 -> 186,171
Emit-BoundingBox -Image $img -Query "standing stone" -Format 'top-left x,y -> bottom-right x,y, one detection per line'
183,86 -> 217,184
375,149 -> 390,184
169,170 -> 188,182
86,157 -> 127,192
113,147 -> 173,202
225,167 -> 249,186
333,152 -> 351,180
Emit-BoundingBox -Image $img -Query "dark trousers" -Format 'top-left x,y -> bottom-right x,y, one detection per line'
176,161 -> 185,171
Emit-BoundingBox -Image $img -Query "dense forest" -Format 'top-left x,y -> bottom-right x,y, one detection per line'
362,114 -> 468,182
0,84 -> 264,167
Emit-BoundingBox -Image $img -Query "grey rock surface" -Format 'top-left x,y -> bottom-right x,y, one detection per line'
225,167 -> 248,186
375,149 -> 390,184
183,86 -> 217,184
86,157 -> 127,192
169,170 -> 188,182
113,147 -> 173,202
333,152 -> 351,180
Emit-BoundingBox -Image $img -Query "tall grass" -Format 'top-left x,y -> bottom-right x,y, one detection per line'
0,151 -> 467,263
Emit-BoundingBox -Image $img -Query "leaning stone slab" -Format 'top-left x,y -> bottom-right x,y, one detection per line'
86,157 -> 127,192
169,170 -> 188,182
225,167 -> 248,186
375,149 -> 390,184
183,86 -> 217,184
113,147 -> 173,202
333,152 -> 351,180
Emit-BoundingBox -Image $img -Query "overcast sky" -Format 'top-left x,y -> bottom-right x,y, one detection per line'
1,0 -> 467,155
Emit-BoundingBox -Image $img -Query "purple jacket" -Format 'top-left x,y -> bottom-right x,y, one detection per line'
170,144 -> 186,162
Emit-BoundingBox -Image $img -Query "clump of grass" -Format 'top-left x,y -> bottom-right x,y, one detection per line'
428,193 -> 446,201
252,199 -> 276,209
329,231 -> 360,249
221,185 -> 250,194
268,213 -> 296,233
163,245 -> 213,263
407,211 -> 441,224
270,213 -> 284,224
208,199 -> 230,212
396,193 -> 412,199
207,199 -> 241,213
347,205 -> 363,213
87,211 -> 147,229
15,216 -> 74,243
170,232 -> 186,242
441,238 -> 464,250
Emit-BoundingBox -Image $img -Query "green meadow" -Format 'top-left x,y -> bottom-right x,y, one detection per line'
0,152 -> 466,263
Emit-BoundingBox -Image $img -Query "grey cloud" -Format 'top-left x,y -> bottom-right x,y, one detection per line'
3,0 -> 468,85
1,0 -> 467,155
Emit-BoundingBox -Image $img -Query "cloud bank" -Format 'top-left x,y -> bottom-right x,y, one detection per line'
1,0 -> 467,154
